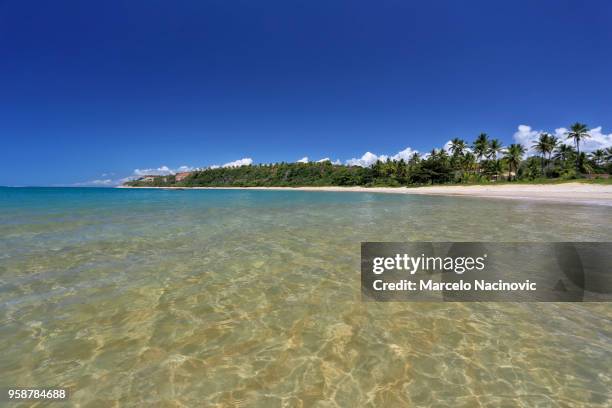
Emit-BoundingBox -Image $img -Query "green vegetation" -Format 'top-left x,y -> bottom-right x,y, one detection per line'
126,123 -> 612,188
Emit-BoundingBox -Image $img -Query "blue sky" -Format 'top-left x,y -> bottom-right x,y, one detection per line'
1,0 -> 611,186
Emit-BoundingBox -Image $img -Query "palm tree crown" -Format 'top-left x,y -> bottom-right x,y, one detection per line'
472,133 -> 489,162
487,139 -> 503,160
565,122 -> 590,156
532,133 -> 552,155
449,138 -> 467,156
553,144 -> 576,162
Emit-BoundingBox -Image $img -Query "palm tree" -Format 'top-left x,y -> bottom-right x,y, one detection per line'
533,133 -> 551,172
396,158 -> 408,182
449,138 -> 467,156
409,152 -> 421,165
553,144 -> 576,162
504,144 -> 526,181
461,152 -> 476,175
487,139 -> 503,160
606,147 -> 612,164
565,123 -> 590,157
577,152 -> 593,174
472,133 -> 490,162
482,139 -> 503,179
437,148 -> 449,162
547,136 -> 558,162
590,149 -> 606,167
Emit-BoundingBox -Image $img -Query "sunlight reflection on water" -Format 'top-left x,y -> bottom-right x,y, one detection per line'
0,188 -> 611,406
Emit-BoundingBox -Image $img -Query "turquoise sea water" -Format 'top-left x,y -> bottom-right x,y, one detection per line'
1,187 -> 611,406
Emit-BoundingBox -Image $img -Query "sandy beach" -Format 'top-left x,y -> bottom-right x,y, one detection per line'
119,182 -> 612,205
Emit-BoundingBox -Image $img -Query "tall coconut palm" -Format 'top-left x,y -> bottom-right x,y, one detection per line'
533,133 -> 551,172
449,138 -> 467,156
487,139 -> 503,160
483,139 -> 503,179
472,133 -> 490,162
565,123 -> 590,157
504,143 -> 526,181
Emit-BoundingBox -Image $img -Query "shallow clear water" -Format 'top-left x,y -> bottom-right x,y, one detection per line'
1,187 -> 611,406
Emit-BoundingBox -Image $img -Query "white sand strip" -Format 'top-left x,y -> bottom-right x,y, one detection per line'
118,182 -> 612,205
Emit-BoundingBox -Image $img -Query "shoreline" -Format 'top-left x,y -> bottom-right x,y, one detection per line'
118,182 -> 612,206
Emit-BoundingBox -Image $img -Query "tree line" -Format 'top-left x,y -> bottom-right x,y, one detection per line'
126,122 -> 611,187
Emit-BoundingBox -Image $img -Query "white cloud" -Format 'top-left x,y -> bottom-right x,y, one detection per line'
133,166 -> 172,176
133,165 -> 196,176
134,166 -> 172,176
195,158 -> 253,170
573,126 -> 612,152
345,146 -> 419,167
553,127 -> 569,142
346,151 -> 380,167
91,179 -> 113,185
297,156 -> 309,163
73,179 -> 115,186
175,165 -> 195,173
390,147 -> 418,161
316,157 -> 341,164
514,124 -> 612,156
512,125 -> 542,156
221,158 -> 253,168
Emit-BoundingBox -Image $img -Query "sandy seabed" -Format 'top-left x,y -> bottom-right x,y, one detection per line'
119,182 -> 612,206
7,186 -> 611,405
